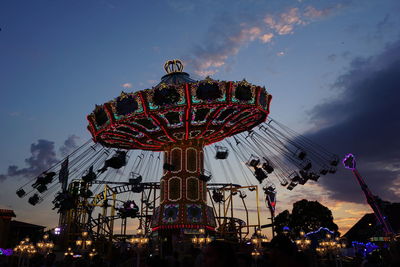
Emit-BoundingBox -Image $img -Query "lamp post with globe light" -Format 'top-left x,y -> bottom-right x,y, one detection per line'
294,231 -> 311,251
75,231 -> 92,253
250,227 -> 268,264
315,232 -> 346,266
191,228 -> 212,248
128,229 -> 150,267
64,247 -> 74,257
36,234 -> 54,255
13,237 -> 36,267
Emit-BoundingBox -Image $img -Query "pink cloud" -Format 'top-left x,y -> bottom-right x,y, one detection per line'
304,6 -> 334,19
187,5 -> 339,77
195,69 -> 218,77
122,83 -> 132,89
264,8 -> 305,35
259,33 -> 274,43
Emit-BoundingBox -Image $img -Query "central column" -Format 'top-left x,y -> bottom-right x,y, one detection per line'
151,139 -> 216,230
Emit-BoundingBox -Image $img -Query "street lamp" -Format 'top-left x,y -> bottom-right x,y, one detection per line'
295,231 -> 311,251
191,236 -> 212,247
251,249 -> 261,257
128,229 -> 150,267
36,234 -> 54,254
76,231 -> 92,251
128,229 -> 149,247
64,247 -> 74,256
191,228 -> 212,248
14,238 -> 37,267
129,236 -> 149,246
317,233 -> 345,257
256,228 -> 262,236
82,231 -> 88,238
89,248 -> 97,258
251,228 -> 268,250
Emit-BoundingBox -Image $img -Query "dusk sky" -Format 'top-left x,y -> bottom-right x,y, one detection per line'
1,0 -> 399,235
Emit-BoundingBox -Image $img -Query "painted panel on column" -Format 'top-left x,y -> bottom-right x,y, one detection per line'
186,148 -> 197,173
186,204 -> 203,223
171,148 -> 182,173
186,177 -> 199,201
168,177 -> 181,201
162,204 -> 179,223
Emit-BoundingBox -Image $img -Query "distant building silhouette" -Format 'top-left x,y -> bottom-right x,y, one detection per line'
0,209 -> 45,248
0,209 -> 16,247
344,201 -> 400,242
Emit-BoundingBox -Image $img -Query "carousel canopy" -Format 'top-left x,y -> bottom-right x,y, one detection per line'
87,60 -> 272,150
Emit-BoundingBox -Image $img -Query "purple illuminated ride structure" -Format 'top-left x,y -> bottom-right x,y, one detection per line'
15,60 -> 340,251
343,153 -> 393,236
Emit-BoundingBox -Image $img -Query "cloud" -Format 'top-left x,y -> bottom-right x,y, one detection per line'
264,8 -> 304,35
377,14 -> 390,31
306,39 -> 400,203
368,13 -> 394,42
59,135 -> 80,157
0,140 -> 58,182
184,5 -> 337,77
0,136 -> 80,182
327,54 -> 337,62
304,5 -> 333,19
335,217 -> 359,223
259,33 -> 274,43
122,83 -> 132,89
334,217 -> 360,233
344,209 -> 367,216
9,112 -> 22,117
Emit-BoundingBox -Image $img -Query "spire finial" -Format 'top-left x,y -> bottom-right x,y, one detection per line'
164,59 -> 184,74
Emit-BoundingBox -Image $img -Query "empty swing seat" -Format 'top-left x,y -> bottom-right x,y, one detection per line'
28,194 -> 40,205
254,168 -> 267,183
320,168 -> 328,175
199,174 -> 212,182
247,155 -> 261,168
309,172 -> 320,181
215,146 -> 229,159
16,188 -> 26,198
295,149 -> 307,160
37,184 -> 48,193
262,162 -> 274,173
287,181 -> 298,190
129,173 -> 143,185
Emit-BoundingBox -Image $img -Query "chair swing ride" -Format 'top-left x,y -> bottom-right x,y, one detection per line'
16,60 -> 339,249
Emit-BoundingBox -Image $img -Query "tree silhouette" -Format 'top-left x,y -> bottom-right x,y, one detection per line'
274,209 -> 291,234
274,199 -> 339,236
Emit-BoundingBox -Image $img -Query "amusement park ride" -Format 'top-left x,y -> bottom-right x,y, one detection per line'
16,60 -> 340,254
343,154 -> 394,236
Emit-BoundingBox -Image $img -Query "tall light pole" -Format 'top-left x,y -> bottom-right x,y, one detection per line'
128,229 -> 150,267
